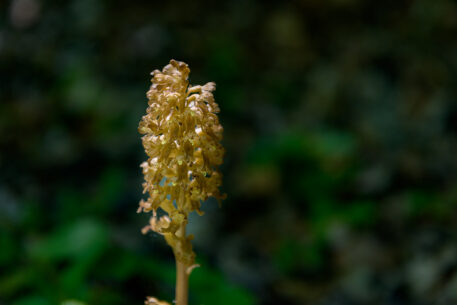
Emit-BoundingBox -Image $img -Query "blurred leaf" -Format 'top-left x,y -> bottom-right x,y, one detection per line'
408,190 -> 434,215
61,300 -> 87,305
13,296 -> 51,305
90,167 -> 125,213
406,190 -> 454,219
0,268 -> 34,297
29,218 -> 108,261
208,36 -> 243,80
0,231 -> 16,265
274,239 -> 325,274
338,201 -> 376,227
191,263 -> 256,305
306,130 -> 356,164
274,239 -> 298,273
104,250 -> 140,281
56,188 -> 85,221
246,132 -> 308,166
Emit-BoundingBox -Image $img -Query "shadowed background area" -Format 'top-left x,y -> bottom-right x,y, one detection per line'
2,0 -> 457,304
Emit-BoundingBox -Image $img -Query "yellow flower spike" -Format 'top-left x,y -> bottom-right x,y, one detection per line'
138,60 -> 225,305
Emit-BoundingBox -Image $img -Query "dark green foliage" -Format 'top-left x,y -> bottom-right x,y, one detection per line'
1,0 -> 457,304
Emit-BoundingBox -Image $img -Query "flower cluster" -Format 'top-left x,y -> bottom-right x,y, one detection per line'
138,59 -> 225,266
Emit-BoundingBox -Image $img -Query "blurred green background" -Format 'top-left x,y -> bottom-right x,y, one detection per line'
2,0 -> 457,304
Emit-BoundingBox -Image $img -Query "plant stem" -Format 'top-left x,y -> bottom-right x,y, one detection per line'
176,259 -> 189,305
175,224 -> 189,305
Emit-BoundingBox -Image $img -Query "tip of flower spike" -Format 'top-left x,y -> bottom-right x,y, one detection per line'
169,59 -> 179,66
169,59 -> 188,70
164,59 -> 190,79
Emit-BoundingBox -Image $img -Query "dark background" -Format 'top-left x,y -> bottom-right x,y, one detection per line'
2,0 -> 457,304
